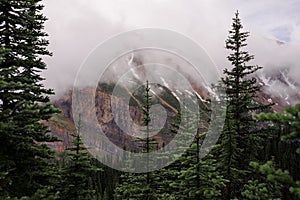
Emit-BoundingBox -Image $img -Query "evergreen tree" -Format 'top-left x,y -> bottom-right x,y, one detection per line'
153,99 -> 226,199
115,81 -> 159,200
177,104 -> 225,199
0,1 -> 59,198
137,80 -> 158,182
247,104 -> 300,199
60,116 -> 102,200
152,112 -> 182,199
91,156 -> 120,200
215,11 -> 270,199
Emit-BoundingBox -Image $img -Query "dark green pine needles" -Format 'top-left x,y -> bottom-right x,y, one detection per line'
0,0 -> 60,198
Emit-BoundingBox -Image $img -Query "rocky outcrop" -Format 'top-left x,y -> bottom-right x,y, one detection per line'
49,85 -> 178,152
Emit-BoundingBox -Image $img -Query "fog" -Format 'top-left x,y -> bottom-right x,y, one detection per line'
41,0 -> 300,97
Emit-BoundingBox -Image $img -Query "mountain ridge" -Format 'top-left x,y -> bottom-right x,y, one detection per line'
47,67 -> 300,153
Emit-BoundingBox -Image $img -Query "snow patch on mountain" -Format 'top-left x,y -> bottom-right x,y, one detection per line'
257,67 -> 300,107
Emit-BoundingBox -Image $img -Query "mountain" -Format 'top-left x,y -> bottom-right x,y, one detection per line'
48,83 -> 183,154
256,67 -> 300,111
47,65 -> 300,154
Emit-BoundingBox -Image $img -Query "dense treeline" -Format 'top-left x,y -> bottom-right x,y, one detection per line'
0,1 -> 299,199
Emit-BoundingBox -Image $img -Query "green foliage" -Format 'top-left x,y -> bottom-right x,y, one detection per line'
242,180 -> 276,200
152,102 -> 226,199
255,104 -> 300,156
253,104 -> 300,199
213,11 -> 272,199
2,5 -> 300,199
290,181 -> 300,198
0,1 -> 60,198
115,172 -> 158,200
59,116 -> 103,200
179,152 -> 226,199
176,105 -> 225,199
115,81 -> 159,200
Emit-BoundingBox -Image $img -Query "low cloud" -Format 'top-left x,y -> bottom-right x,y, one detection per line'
41,0 -> 300,97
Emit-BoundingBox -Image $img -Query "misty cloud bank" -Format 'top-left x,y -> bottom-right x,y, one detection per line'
41,0 -> 300,100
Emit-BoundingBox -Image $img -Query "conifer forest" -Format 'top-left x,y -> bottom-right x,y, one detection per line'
0,1 -> 300,200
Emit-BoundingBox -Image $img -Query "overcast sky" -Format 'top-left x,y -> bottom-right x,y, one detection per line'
41,0 -> 300,96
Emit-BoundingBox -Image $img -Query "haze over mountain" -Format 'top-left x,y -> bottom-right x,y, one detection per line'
41,0 -> 300,99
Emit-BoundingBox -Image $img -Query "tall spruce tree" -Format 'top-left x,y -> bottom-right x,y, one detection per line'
215,11 -> 270,199
0,0 -> 59,198
148,97 -> 225,199
60,116 -> 102,200
163,101 -> 225,199
115,81 -> 159,200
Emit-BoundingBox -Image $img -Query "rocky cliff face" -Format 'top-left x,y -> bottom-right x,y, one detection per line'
44,114 -> 75,153
48,84 -> 179,153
